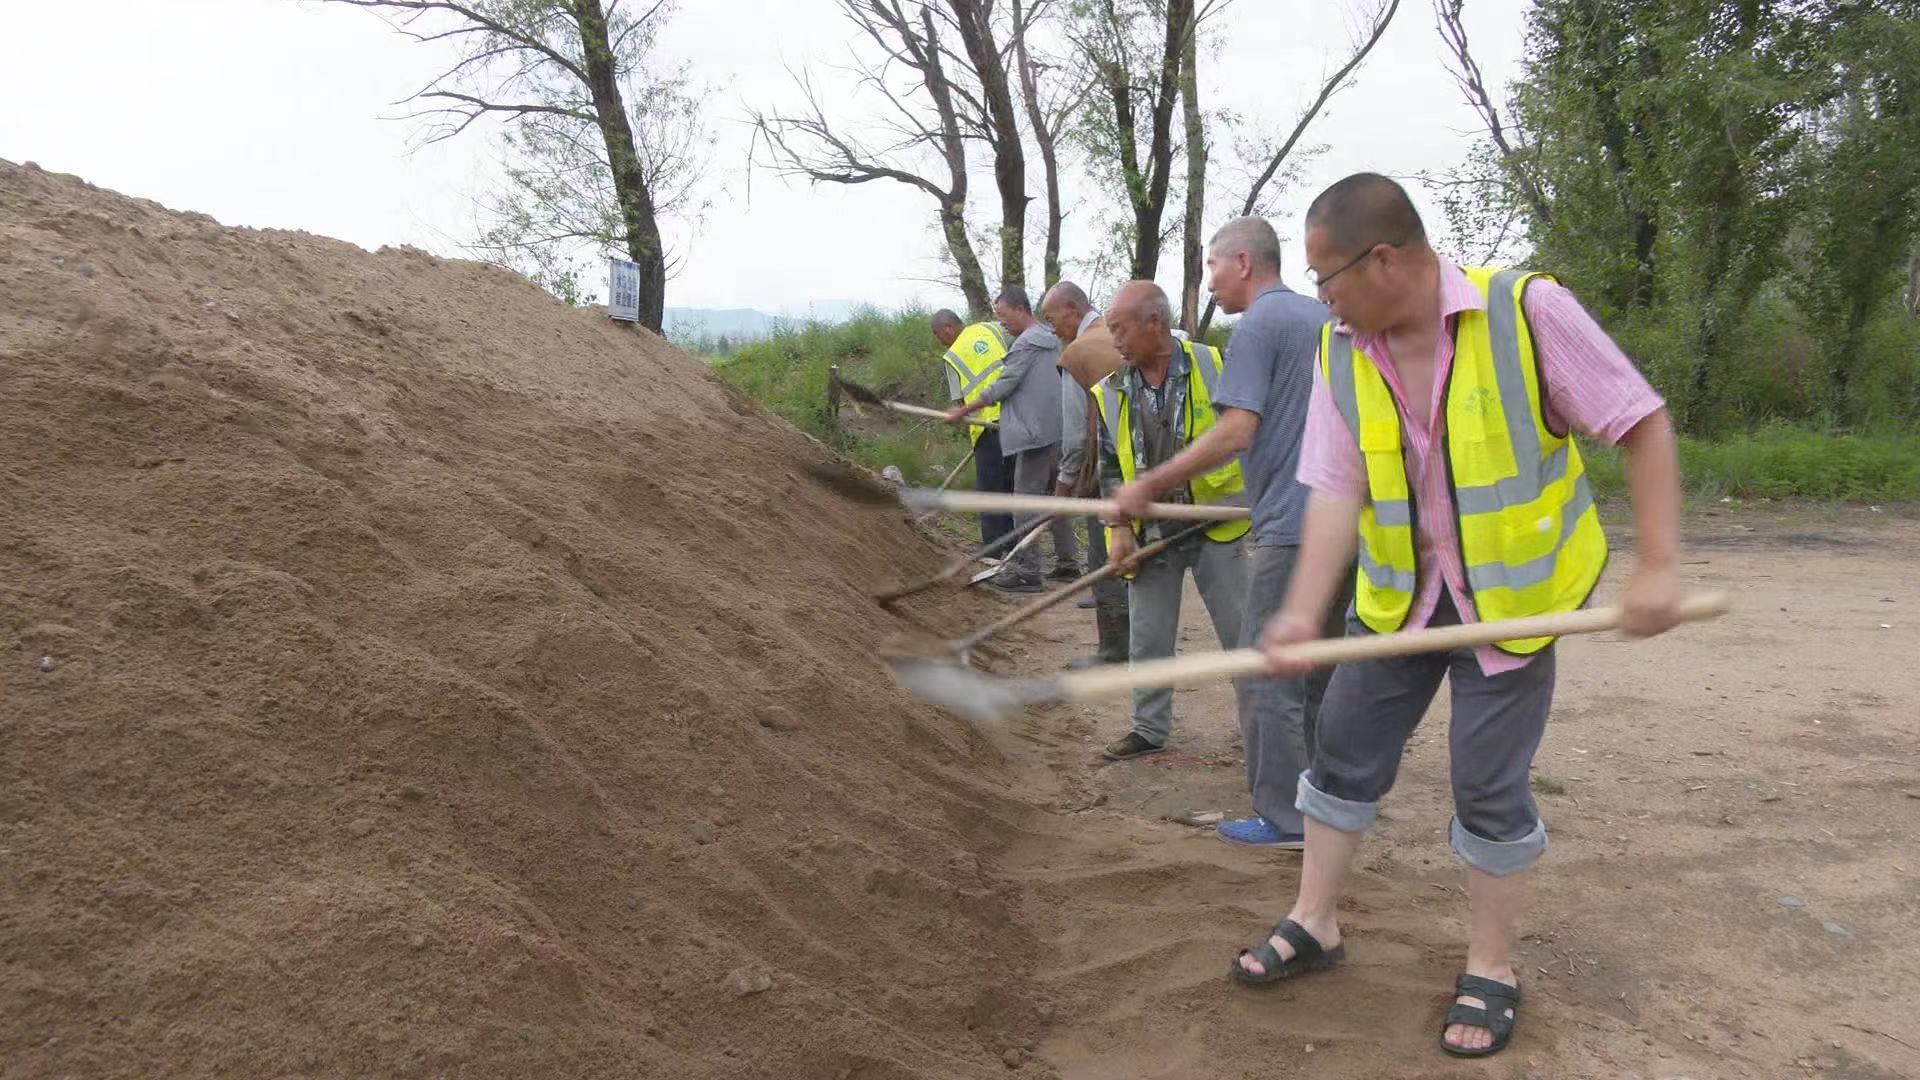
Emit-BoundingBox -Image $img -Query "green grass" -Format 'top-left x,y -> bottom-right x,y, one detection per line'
1581,426 -> 1920,504
716,307 -> 974,485
717,305 -> 1920,506
1530,773 -> 1570,796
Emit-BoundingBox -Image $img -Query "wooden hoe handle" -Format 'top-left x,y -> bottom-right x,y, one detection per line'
1055,592 -> 1734,702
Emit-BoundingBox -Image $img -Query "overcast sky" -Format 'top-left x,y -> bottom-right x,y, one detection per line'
0,0 -> 1530,314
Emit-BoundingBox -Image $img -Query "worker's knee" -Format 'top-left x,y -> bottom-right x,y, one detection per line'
1295,769 -> 1378,834
1449,816 -> 1547,876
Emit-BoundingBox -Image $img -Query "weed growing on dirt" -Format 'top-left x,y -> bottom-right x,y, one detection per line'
1530,773 -> 1570,796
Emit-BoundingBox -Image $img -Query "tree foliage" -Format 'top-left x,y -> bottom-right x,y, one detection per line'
330,0 -> 710,331
1435,0 -> 1920,431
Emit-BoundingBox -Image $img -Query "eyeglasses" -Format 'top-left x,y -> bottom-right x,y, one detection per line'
1305,240 -> 1403,288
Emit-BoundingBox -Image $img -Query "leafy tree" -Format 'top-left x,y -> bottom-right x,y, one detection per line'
330,0 -> 711,332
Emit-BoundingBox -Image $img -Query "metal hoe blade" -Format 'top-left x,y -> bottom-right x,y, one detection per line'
883,654 -> 1063,723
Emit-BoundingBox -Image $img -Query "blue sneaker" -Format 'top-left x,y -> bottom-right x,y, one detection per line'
1216,817 -> 1305,849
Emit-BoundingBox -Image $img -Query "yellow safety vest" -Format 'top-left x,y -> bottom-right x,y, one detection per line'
1319,266 -> 1607,654
943,322 -> 1012,444
1094,337 -> 1251,547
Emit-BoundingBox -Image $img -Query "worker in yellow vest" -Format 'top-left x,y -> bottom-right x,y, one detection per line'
1092,281 -> 1250,761
1230,174 -> 1686,1061
931,309 -> 1015,545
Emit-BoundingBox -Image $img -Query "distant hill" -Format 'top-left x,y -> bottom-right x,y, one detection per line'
661,307 -> 781,342
662,300 -> 872,344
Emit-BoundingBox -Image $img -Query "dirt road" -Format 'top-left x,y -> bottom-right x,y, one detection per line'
963,504 -> 1919,1079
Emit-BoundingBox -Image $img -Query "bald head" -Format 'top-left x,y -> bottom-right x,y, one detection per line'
1304,172 -> 1428,254
1110,281 -> 1172,326
1105,281 -> 1176,368
1040,281 -> 1092,342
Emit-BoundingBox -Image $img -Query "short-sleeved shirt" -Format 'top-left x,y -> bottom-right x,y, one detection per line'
1211,283 -> 1330,547
1296,259 -> 1664,675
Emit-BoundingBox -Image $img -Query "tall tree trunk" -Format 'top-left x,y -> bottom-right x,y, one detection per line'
1195,0 -> 1400,337
1630,206 -> 1658,309
1011,0 -> 1062,287
1178,20 -> 1205,333
951,0 -> 1028,290
1907,239 -> 1920,317
1129,0 -> 1190,280
919,7 -> 992,317
572,0 -> 666,332
943,200 -> 993,318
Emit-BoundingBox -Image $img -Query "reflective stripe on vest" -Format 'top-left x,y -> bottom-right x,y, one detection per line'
1093,338 -> 1251,547
1320,266 -> 1608,654
943,322 -> 1011,444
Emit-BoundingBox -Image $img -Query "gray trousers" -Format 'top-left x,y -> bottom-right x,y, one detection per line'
1128,533 -> 1247,744
1009,446 -> 1079,576
1233,544 -> 1349,832
1296,592 -> 1555,876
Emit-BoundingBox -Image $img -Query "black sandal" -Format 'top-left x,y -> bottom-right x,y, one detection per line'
1228,919 -> 1345,985
1438,974 -> 1520,1057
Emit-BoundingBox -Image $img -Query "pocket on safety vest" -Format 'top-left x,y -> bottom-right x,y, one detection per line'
1358,419 -> 1400,453
1199,459 -> 1241,491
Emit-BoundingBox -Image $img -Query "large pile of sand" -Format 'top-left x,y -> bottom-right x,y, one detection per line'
0,160 -> 1049,1079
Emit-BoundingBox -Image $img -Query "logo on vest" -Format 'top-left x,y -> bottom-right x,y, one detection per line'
1462,385 -> 1497,417
973,339 -> 989,354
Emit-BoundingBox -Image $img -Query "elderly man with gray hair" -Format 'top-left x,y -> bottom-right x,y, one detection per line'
1040,280 -> 1130,667
1109,217 -> 1347,845
948,284 -> 1080,590
1093,280 -> 1251,760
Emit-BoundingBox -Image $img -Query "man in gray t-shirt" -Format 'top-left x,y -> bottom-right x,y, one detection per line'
1108,216 -> 1349,848
1212,277 -> 1323,546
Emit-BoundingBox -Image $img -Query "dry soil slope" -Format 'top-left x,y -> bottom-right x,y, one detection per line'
0,160 -> 1047,1080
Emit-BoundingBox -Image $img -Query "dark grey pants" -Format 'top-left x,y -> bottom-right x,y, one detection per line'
1081,518 -> 1128,663
1233,544 -> 1347,832
1295,592 -> 1555,876
1008,446 -> 1079,576
972,427 -> 1015,546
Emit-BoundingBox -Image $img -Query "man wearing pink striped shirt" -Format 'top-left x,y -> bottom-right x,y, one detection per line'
1228,174 -> 1685,1058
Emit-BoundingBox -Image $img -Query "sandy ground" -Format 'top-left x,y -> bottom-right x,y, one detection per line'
964,504 -> 1920,1079
8,160 -> 1916,1079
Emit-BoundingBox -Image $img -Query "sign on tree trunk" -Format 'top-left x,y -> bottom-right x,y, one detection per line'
608,258 -> 641,323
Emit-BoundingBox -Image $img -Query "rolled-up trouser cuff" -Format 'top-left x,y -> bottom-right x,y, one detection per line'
1449,817 -> 1547,876
1295,770 -> 1376,834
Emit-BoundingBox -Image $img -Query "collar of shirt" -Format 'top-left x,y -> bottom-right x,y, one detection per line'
1077,310 -> 1100,337
1334,258 -> 1484,438
1253,282 -> 1295,304
1126,336 -> 1187,393
1012,322 -> 1059,350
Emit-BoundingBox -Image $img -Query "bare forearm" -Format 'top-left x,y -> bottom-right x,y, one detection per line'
1620,407 -> 1681,569
1277,490 -> 1364,625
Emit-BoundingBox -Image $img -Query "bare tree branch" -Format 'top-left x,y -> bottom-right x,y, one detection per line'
1435,0 -> 1553,227
325,0 -> 591,83
749,1 -> 992,313
1194,0 -> 1399,335
327,0 -> 708,329
1234,0 -> 1399,219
